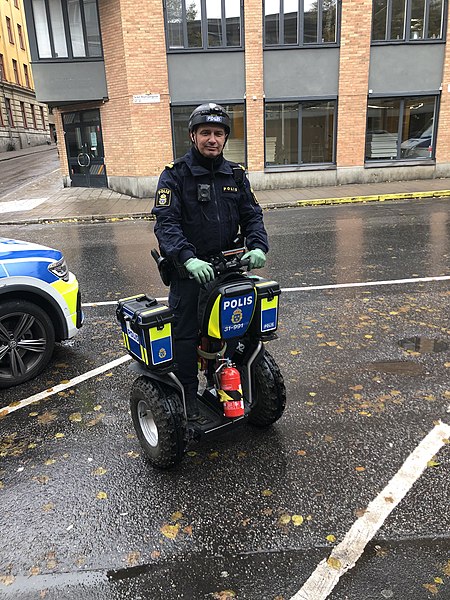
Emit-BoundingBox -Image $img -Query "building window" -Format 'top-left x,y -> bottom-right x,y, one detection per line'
365,95 -> 437,160
6,17 -> 14,44
171,103 -> 245,163
40,105 -> 46,128
23,64 -> 30,87
20,101 -> 28,127
12,59 -> 20,84
265,100 -> 336,166
31,0 -> 102,59
17,24 -> 25,49
264,0 -> 339,46
14,0 -> 19,7
372,0 -> 446,41
0,55 -> 4,80
31,104 -> 37,129
5,98 -> 15,127
165,0 -> 242,50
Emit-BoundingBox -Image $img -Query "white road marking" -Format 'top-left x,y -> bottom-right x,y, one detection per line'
1,355 -> 131,416
0,198 -> 48,214
291,421 -> 450,600
80,275 -> 450,307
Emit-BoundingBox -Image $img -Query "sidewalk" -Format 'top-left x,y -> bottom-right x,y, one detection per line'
1,153 -> 450,225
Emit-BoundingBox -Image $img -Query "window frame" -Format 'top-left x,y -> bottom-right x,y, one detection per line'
263,0 -> 341,49
23,63 -> 31,87
264,97 -> 338,169
0,55 -> 4,81
39,105 -> 46,129
20,101 -> 28,128
30,103 -> 37,128
5,98 -> 15,127
365,93 -> 439,164
17,24 -> 26,49
163,0 -> 244,53
6,17 -> 15,44
169,100 -> 247,164
371,0 -> 448,44
12,59 -> 20,85
28,0 -> 103,61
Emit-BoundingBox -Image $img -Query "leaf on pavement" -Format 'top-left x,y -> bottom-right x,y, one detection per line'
355,466 -> 366,472
126,551 -> 140,566
327,557 -> 342,570
326,534 -> 336,543
262,489 -> 273,497
93,467 -> 107,476
213,591 -> 236,599
96,491 -> 108,500
278,514 -> 291,526
427,460 -> 440,468
69,413 -> 82,422
55,433 -> 64,439
38,412 -> 57,425
0,575 -> 15,586
443,560 -> 450,576
290,350 -> 300,355
292,515 -> 304,526
160,523 -> 180,539
86,414 -> 104,428
423,583 -> 438,595
171,511 -> 183,521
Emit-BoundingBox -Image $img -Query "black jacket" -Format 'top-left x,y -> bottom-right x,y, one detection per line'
152,148 -> 269,264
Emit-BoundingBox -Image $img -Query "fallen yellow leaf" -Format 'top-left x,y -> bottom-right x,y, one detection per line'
427,460 -> 440,468
278,514 -> 291,525
0,575 -> 15,586
171,511 -> 183,521
326,534 -> 336,543
160,523 -> 180,539
327,557 -> 342,570
292,515 -> 304,526
262,489 -> 273,497
69,413 -> 82,422
434,577 -> 443,584
423,583 -> 438,595
96,491 -> 108,500
93,467 -> 107,476
355,466 -> 366,472
55,433 -> 64,439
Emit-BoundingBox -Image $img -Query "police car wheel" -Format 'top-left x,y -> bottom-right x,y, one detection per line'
0,300 -> 55,388
130,376 -> 186,469
248,350 -> 286,427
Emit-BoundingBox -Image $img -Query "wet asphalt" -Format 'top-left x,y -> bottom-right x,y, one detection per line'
0,198 -> 449,599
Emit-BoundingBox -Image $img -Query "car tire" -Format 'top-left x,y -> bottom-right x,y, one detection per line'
0,299 -> 55,389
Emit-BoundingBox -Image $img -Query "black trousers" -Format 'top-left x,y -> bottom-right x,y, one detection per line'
168,277 -> 201,400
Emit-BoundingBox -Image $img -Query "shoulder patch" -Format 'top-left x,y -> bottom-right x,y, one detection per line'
165,162 -> 174,169
250,187 -> 259,205
155,188 -> 172,207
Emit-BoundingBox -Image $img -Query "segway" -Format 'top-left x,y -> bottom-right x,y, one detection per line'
116,248 -> 286,469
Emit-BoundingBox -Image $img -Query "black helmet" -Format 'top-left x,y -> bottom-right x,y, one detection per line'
188,103 -> 231,135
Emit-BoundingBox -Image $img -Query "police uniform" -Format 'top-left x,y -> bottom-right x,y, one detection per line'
152,147 -> 269,405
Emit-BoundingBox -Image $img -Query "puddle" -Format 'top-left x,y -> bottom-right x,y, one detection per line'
398,337 -> 449,354
365,361 -> 427,375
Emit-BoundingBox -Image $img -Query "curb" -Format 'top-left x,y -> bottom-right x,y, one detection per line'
1,189 -> 449,225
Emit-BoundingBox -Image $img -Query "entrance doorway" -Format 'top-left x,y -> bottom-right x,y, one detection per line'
63,109 -> 107,188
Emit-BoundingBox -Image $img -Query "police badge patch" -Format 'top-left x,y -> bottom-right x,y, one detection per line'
155,188 -> 172,207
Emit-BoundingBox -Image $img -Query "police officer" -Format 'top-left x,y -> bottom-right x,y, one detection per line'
152,103 -> 269,419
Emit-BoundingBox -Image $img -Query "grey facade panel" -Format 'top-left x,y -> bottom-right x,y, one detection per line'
264,49 -> 339,99
167,52 -> 245,103
369,45 -> 445,94
32,62 -> 108,104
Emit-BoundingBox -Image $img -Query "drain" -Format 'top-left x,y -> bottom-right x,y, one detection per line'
398,337 -> 449,354
366,361 -> 427,375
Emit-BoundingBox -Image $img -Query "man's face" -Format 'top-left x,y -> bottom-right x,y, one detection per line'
192,125 -> 226,158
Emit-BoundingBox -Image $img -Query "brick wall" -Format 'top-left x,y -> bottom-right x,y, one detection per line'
336,0 -> 373,167
244,0 -> 264,172
98,0 -> 172,178
435,7 -> 450,163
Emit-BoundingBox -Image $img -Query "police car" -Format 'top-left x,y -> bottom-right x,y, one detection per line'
0,237 -> 83,389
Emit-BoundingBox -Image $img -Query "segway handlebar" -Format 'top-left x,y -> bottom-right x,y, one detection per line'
210,247 -> 251,276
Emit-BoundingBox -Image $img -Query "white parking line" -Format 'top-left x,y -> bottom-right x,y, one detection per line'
291,421 -> 450,600
80,274 -> 450,307
1,355 -> 131,416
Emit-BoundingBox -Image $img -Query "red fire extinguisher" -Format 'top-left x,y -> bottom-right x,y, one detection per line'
219,361 -> 244,418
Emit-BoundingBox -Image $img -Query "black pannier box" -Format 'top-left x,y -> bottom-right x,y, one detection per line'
116,294 -> 174,369
249,277 -> 281,336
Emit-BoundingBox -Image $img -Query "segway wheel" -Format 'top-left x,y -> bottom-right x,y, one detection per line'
130,376 -> 186,469
248,350 -> 286,427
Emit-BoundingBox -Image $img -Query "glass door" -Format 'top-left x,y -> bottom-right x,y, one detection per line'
63,109 -> 107,187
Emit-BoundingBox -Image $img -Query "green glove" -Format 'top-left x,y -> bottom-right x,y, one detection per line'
242,248 -> 266,269
184,257 -> 215,284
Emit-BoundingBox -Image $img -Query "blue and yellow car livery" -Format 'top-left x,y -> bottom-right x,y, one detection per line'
0,237 -> 83,340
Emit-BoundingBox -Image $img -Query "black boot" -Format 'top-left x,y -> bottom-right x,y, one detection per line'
184,384 -> 199,420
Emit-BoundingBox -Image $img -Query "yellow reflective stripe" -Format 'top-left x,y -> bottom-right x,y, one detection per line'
122,332 -> 130,350
208,295 -> 222,339
255,281 -> 278,287
141,345 -> 148,364
149,323 -> 171,341
119,294 -> 146,302
140,306 -> 169,316
50,278 -> 79,326
261,297 -> 278,311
